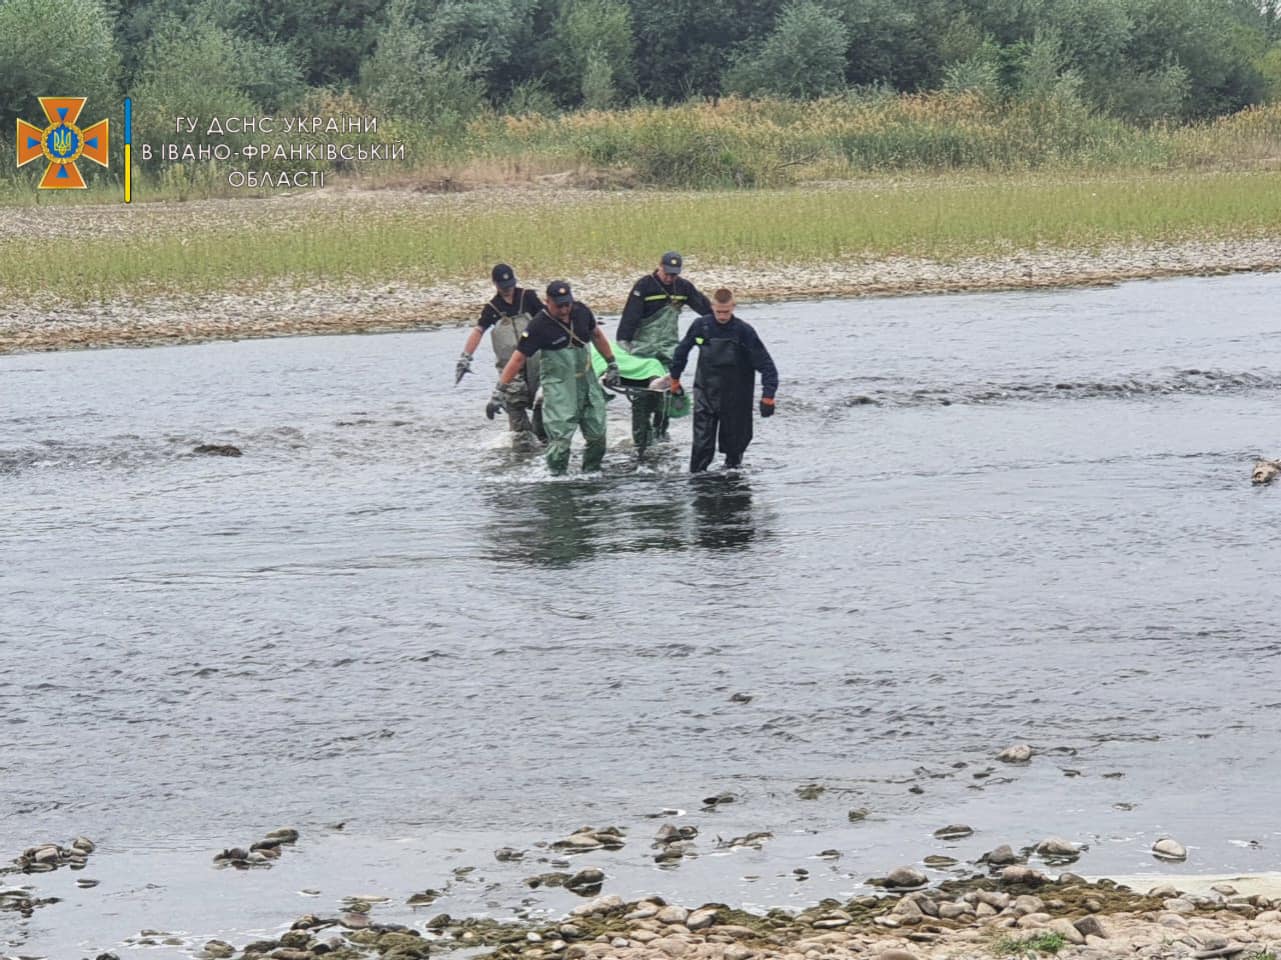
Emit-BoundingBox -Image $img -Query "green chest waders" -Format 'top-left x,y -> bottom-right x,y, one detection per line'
491,312 -> 542,435
629,303 -> 681,364
627,303 -> 681,450
539,342 -> 607,475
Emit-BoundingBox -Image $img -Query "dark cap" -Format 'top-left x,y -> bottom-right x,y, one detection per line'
491,263 -> 517,289
545,280 -> 573,305
660,251 -> 682,275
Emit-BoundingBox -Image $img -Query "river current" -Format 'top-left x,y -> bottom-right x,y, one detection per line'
3,273 -> 1280,958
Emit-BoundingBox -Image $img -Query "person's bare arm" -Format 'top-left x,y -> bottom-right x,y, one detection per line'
591,326 -> 617,362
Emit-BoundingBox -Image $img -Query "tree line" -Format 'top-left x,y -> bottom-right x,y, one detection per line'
3,0 -> 1281,136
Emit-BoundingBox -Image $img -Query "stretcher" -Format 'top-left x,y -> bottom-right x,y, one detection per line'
590,341 -> 691,418
589,338 -> 691,456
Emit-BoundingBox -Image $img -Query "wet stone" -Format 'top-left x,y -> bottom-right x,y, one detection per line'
885,867 -> 928,889
981,844 -> 1020,866
687,908 -> 718,930
1000,866 -> 1048,885
658,905 -> 690,925
567,869 -> 605,895
1035,837 -> 1080,858
1153,838 -> 1189,861
193,443 -> 243,457
997,744 -> 1034,763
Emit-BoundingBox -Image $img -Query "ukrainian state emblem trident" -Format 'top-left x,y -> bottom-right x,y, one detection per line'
16,97 -> 109,189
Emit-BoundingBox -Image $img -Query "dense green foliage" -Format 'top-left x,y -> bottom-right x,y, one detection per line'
1,0 -> 1279,126
2,0 -> 1280,188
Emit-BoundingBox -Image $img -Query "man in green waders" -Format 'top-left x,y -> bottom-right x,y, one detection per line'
617,252 -> 712,450
487,281 -> 621,475
456,263 -> 546,441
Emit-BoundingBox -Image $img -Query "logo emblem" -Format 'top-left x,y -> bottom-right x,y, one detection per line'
16,97 -> 109,189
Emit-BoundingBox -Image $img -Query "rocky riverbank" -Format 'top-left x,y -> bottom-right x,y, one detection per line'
81,873 -> 1281,960
3,234 -> 1279,357
10,828 -> 1277,960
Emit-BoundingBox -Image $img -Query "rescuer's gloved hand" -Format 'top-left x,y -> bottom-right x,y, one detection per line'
759,397 -> 775,418
455,352 -> 473,385
485,383 -> 508,420
602,362 -> 622,389
669,378 -> 684,398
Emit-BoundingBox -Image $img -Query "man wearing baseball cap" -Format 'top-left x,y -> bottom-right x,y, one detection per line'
487,281 -> 621,475
616,251 -> 712,451
456,263 -> 546,441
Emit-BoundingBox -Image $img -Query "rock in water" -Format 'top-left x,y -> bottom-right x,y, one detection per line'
1035,837 -> 1081,860
997,744 -> 1034,763
1153,838 -> 1188,861
886,866 -> 928,888
193,443 -> 242,457
1252,458 -> 1281,485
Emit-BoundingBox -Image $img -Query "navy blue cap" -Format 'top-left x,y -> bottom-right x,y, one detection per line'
660,251 -> 682,275
546,280 -> 573,305
492,263 -> 517,289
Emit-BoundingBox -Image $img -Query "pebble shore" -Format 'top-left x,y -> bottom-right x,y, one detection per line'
6,814 -> 1281,960
99,873 -> 1281,960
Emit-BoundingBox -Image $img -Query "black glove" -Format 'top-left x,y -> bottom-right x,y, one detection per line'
601,361 -> 621,390
455,351 -> 473,385
759,398 -> 775,418
485,383 -> 507,420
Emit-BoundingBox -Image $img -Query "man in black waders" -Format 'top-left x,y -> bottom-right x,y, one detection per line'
456,263 -> 546,441
668,287 -> 778,473
616,252 -> 712,450
487,281 -> 622,475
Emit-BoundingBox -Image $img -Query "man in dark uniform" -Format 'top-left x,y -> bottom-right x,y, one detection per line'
668,287 -> 778,473
457,263 -> 546,439
616,251 -> 712,450
488,281 -> 621,475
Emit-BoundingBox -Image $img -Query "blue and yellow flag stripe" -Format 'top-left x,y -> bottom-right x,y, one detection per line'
123,97 -> 132,203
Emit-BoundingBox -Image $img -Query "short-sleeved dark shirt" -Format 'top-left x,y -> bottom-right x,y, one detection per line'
478,288 -> 544,330
516,303 -> 598,357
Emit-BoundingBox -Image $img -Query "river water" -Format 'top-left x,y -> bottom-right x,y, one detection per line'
3,273 -> 1280,959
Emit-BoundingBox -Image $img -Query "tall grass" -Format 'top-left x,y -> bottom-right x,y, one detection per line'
5,91 -> 1281,198
476,93 -> 1183,186
4,170 -> 1279,300
377,93 -> 1281,187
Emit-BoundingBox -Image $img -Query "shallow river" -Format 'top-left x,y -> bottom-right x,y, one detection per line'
3,274 -> 1281,958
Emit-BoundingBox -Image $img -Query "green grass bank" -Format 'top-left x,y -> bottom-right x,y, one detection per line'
3,169 -> 1280,302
